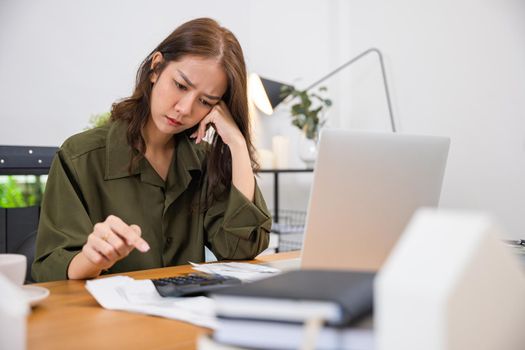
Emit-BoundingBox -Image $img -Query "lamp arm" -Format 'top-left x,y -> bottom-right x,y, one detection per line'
305,48 -> 396,132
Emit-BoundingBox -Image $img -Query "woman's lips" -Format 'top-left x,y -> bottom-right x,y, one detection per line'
165,116 -> 182,126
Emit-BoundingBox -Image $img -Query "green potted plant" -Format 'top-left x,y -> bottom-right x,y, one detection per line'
280,85 -> 332,166
0,176 -> 42,208
86,111 -> 111,130
281,85 -> 332,140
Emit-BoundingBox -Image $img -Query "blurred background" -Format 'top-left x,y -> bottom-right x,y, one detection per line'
1,0 -> 524,239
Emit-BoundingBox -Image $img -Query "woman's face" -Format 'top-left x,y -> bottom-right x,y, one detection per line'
149,55 -> 228,135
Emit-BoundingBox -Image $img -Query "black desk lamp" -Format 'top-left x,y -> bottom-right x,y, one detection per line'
257,47 -> 397,132
249,73 -> 293,115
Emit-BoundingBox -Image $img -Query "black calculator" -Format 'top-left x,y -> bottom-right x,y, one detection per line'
151,273 -> 242,297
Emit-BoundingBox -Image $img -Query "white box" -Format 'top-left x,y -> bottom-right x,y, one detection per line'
375,208 -> 525,350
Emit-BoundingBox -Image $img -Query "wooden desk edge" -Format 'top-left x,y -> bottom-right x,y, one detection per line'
28,251 -> 300,350
33,251 -> 300,288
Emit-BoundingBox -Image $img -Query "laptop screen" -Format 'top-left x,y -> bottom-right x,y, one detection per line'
300,129 -> 450,271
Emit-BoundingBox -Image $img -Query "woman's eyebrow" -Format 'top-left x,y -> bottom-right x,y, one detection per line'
177,69 -> 221,100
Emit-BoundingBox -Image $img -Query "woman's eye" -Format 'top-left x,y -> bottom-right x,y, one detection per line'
200,99 -> 213,108
174,80 -> 187,91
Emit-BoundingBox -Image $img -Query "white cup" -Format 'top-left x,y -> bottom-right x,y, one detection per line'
0,254 -> 27,286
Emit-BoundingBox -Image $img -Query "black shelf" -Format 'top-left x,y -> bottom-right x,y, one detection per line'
0,145 -> 58,175
256,168 -> 314,223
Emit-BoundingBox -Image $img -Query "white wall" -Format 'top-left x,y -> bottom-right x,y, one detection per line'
1,0 -> 524,236
338,0 -> 525,237
0,0 -> 251,146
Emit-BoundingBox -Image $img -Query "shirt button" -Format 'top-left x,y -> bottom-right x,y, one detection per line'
165,237 -> 172,248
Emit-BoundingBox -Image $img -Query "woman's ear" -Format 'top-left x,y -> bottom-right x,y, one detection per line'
149,52 -> 164,83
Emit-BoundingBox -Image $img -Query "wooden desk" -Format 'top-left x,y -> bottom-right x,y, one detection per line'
28,251 -> 300,350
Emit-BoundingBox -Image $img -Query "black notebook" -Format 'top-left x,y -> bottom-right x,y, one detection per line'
211,269 -> 374,326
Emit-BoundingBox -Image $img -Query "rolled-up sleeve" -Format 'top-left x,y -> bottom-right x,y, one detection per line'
32,150 -> 93,282
204,180 -> 272,260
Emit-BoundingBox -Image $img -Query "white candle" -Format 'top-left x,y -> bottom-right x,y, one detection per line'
272,135 -> 290,169
257,149 -> 274,169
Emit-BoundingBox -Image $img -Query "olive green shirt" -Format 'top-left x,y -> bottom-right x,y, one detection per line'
33,121 -> 271,282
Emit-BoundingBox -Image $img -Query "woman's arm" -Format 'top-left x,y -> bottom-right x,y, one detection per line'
68,216 -> 149,280
192,101 -> 271,259
202,176 -> 272,260
228,137 -> 255,201
33,149 -> 150,282
192,101 -> 255,201
33,150 -> 95,282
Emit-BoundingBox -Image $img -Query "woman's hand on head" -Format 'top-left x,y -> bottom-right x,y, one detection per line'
81,215 -> 150,271
191,101 -> 246,148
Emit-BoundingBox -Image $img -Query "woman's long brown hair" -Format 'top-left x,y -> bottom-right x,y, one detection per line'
110,17 -> 258,203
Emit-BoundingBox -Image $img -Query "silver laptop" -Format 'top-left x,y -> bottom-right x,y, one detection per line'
300,129 -> 450,271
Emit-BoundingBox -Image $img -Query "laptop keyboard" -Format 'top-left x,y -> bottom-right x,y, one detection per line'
152,273 -> 242,297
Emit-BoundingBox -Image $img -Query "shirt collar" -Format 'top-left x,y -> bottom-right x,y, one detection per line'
175,130 -> 204,175
105,120 -> 203,181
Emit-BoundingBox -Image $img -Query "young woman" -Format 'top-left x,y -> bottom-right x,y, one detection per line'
32,18 -> 271,282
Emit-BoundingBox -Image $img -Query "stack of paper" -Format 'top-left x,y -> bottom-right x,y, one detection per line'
189,262 -> 280,282
86,276 -> 218,329
85,262 -> 281,329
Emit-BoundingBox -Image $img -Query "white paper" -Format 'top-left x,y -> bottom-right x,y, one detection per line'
84,263 -> 281,329
189,262 -> 280,282
85,276 -> 217,329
